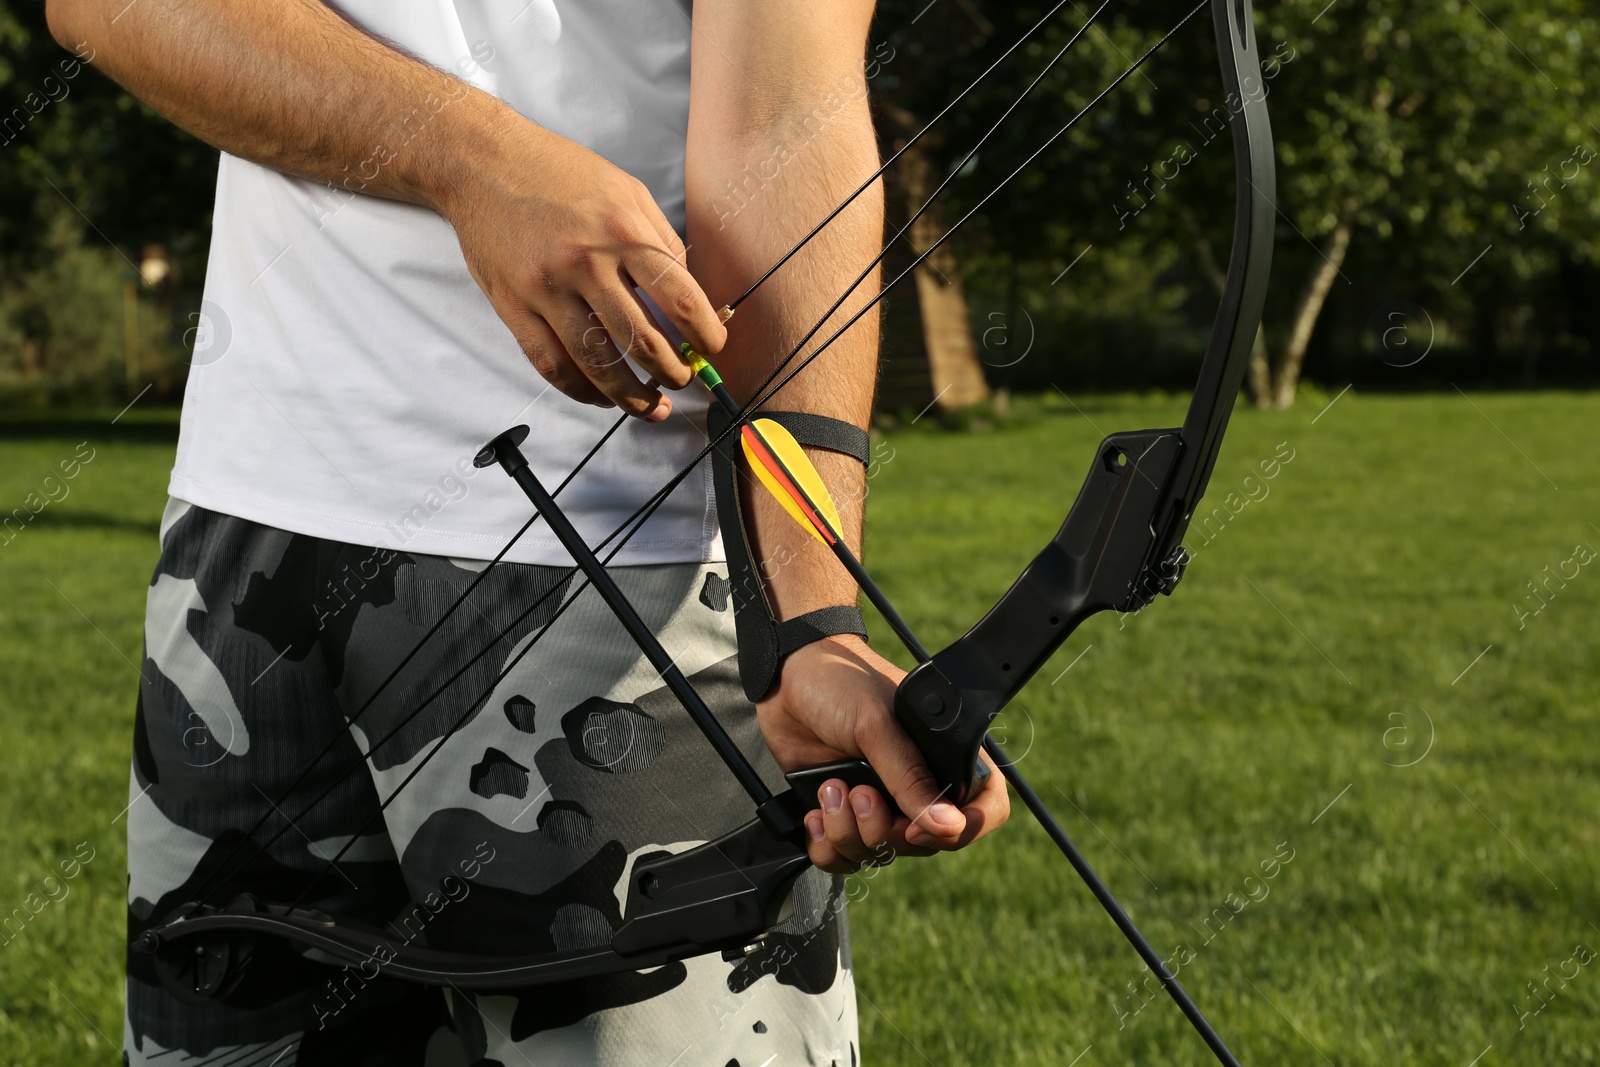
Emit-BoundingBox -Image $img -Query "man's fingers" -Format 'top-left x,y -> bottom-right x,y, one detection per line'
804,813 -> 853,873
588,281 -> 694,391
813,750 -> 1008,859
550,301 -> 668,420
846,784 -> 898,854
856,723 -> 966,842
817,779 -> 871,867
962,750 -> 1012,838
849,787 -> 944,861
500,305 -> 609,407
629,247 -> 727,357
908,751 -> 1011,850
631,187 -> 689,262
805,782 -> 925,872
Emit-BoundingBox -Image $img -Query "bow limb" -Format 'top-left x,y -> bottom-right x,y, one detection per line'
894,0 -> 1277,803
137,813 -> 815,996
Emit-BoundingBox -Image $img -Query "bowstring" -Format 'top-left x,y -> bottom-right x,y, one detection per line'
595,0 -> 1206,525
183,418 -> 629,905
689,0 -> 1117,465
188,2 -> 1105,909
737,3 -> 1211,428
277,1 -> 1204,910
725,0 -> 1098,313
207,572 -> 569,909
280,498 -> 675,913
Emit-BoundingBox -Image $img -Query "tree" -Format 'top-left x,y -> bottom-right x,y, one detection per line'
0,2 -> 216,262
0,1 -> 217,403
1242,0 -> 1600,407
869,0 -> 1600,407
866,7 -> 1001,414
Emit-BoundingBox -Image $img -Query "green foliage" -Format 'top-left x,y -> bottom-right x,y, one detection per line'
870,0 -> 1600,389
1264,1 -> 1599,336
2,393 -> 1598,1062
0,0 -> 214,407
962,237 -> 1202,393
0,207 -> 183,407
0,1 -> 217,262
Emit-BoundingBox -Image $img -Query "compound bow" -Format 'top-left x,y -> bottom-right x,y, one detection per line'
135,1 -> 1275,1063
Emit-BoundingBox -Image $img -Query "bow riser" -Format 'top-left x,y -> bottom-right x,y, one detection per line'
895,429 -> 1183,794
892,0 -> 1276,803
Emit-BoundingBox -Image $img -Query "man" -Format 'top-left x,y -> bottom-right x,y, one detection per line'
46,0 -> 1009,1062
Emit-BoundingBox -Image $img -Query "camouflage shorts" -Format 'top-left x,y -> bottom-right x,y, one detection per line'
125,499 -> 858,1066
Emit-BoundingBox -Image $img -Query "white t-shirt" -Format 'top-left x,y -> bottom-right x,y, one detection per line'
169,0 -> 722,567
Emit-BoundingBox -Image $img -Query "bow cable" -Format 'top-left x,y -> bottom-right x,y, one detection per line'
983,737 -> 1244,1067
709,2 -> 1209,437
698,0 -> 1116,439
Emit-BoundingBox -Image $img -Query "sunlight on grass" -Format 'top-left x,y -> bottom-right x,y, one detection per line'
1,393 -> 1596,1065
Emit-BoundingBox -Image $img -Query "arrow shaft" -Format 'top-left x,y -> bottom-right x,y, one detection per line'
983,737 -> 1243,1067
690,357 -> 929,663
687,357 -> 1246,1067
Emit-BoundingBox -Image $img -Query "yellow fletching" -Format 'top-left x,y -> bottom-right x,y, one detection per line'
741,418 -> 843,546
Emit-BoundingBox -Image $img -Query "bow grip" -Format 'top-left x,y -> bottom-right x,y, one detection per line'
894,663 -> 991,804
784,759 -> 904,820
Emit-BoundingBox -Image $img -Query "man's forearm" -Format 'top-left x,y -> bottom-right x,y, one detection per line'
685,2 -> 883,621
46,0 -> 521,217
47,0 -> 730,417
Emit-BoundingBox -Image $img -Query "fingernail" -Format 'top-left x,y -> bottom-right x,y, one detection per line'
807,814 -> 825,842
929,801 -> 961,828
850,792 -> 873,820
822,784 -> 844,815
905,825 -> 931,846
645,399 -> 671,422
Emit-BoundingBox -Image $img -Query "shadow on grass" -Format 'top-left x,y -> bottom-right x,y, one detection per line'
10,511 -> 162,538
0,409 -> 181,444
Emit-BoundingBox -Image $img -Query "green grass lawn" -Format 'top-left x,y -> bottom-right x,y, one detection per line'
1,391 -> 1596,1065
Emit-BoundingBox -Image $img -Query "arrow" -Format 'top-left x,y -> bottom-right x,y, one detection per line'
682,344 -> 929,663
741,416 -> 844,548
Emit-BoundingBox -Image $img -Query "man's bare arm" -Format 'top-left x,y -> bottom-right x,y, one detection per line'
685,0 -> 881,619
46,0 -> 727,418
686,0 -> 1010,871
